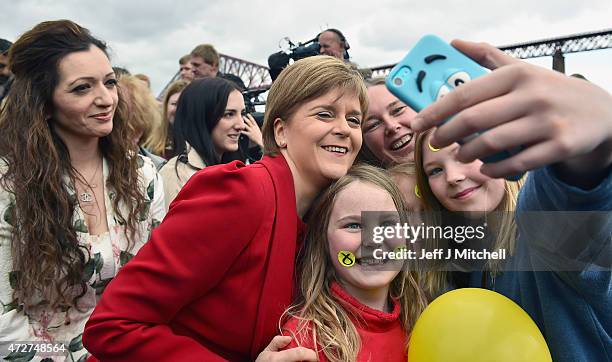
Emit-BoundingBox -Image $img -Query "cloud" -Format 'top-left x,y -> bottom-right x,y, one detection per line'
2,0 -> 611,94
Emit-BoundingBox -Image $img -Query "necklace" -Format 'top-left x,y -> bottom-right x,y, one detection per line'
77,158 -> 102,204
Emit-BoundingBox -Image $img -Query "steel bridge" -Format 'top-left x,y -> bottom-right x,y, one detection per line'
218,53 -> 272,89
370,28 -> 612,78
159,28 -> 611,98
158,53 -> 272,99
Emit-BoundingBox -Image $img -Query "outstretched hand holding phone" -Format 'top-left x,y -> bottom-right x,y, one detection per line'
411,39 -> 612,188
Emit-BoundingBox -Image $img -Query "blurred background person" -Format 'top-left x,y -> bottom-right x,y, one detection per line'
145,79 -> 189,159
189,43 -> 247,89
118,74 -> 167,170
190,43 -> 218,79
134,73 -> 151,89
0,38 -> 13,105
179,54 -> 194,81
0,20 -> 165,361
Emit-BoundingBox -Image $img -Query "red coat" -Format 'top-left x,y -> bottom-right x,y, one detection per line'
83,155 -> 305,361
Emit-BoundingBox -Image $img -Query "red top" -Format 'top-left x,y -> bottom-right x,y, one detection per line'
83,155 -> 305,361
282,282 -> 408,362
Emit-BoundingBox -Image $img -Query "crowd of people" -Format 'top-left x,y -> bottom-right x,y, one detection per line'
0,19 -> 610,362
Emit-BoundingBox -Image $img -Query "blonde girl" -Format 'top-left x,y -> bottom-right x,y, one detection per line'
409,38 -> 612,362
282,164 -> 427,362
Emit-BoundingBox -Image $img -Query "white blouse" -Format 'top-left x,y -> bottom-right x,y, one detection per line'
0,155 -> 166,361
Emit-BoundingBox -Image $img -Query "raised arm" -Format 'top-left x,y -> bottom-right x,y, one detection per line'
412,39 -> 612,189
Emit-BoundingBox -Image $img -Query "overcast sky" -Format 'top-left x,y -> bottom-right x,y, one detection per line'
3,0 -> 611,95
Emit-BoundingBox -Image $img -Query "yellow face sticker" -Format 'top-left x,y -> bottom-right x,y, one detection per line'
338,251 -> 356,267
394,245 -> 408,254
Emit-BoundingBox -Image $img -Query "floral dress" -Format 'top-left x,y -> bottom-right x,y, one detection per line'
0,155 -> 166,361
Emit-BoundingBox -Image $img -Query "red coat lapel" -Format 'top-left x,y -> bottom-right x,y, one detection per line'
250,155 -> 299,357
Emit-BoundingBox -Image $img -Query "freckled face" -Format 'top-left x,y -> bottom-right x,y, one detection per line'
328,181 -> 403,296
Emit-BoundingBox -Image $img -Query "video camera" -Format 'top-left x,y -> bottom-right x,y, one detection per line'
268,36 -> 321,81
242,86 -> 268,127
287,37 -> 321,60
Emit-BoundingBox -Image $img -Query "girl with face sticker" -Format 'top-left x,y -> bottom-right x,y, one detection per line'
412,39 -> 612,362
281,164 -> 427,362
417,130 -> 512,214
415,129 -> 522,296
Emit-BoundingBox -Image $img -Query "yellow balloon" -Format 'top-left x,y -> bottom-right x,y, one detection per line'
408,288 -> 552,362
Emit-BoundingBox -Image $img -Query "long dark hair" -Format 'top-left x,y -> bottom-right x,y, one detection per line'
172,77 -> 242,168
0,20 -> 147,308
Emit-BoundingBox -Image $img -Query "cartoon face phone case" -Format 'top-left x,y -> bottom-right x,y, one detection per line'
386,35 -> 523,181
385,34 -> 487,111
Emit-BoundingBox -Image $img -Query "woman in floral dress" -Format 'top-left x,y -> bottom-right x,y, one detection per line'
0,20 -> 165,362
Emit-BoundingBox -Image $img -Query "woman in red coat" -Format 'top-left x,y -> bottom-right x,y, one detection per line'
83,55 -> 368,361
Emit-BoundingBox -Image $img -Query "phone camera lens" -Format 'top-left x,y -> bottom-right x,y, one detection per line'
393,77 -> 403,86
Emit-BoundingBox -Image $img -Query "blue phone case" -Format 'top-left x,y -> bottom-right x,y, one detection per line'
386,34 -> 523,181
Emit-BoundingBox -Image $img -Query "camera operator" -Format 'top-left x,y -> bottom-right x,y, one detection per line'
317,29 -> 373,80
268,28 -> 351,81
318,28 -> 350,60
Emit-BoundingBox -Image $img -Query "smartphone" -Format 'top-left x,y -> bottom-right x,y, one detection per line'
386,35 -> 523,181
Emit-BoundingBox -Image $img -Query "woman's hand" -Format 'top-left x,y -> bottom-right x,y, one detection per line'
242,113 -> 264,149
412,39 -> 612,185
255,335 -> 318,362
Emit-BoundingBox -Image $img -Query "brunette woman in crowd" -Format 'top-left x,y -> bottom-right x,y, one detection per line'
157,77 -> 262,209
0,20 -> 165,361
